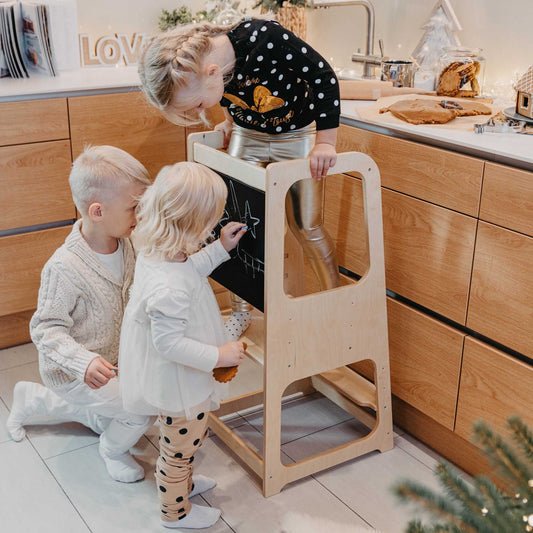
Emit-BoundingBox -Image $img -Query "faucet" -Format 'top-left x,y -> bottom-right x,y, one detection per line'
312,0 -> 382,79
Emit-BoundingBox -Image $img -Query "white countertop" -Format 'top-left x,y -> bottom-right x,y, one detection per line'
0,66 -> 140,101
1,68 -> 531,170
340,100 -> 533,171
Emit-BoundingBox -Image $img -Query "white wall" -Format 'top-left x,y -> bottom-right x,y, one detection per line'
76,0 -> 532,91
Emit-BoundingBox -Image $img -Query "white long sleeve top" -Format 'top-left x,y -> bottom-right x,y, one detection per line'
119,240 -> 231,418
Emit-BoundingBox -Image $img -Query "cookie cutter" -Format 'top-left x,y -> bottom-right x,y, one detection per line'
474,118 -> 526,134
439,100 -> 463,110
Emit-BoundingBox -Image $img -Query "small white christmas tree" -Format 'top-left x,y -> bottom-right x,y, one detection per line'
411,0 -> 461,73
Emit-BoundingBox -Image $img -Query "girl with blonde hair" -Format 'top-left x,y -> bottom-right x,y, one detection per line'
139,17 -> 341,330
119,161 -> 247,529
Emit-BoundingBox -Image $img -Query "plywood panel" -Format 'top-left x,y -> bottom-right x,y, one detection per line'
0,226 -> 71,316
337,124 -> 484,216
386,298 -> 464,430
455,337 -> 533,441
0,99 -> 69,146
467,222 -> 532,357
69,92 -> 186,178
480,162 -> 533,236
0,140 -> 75,231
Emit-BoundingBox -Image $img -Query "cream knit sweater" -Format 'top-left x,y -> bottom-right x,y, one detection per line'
30,220 -> 135,389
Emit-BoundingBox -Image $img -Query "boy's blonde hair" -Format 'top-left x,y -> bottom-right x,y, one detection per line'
134,161 -> 227,259
69,145 -> 151,214
138,21 -> 239,126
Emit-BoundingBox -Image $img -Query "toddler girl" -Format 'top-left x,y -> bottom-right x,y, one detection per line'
119,161 -> 247,529
138,16 -> 341,327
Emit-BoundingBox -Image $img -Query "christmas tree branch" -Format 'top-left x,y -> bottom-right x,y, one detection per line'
394,481 -> 478,533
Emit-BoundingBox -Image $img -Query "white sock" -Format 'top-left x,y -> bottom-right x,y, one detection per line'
98,442 -> 144,483
6,381 -> 39,441
224,311 -> 252,341
161,503 -> 221,529
189,474 -> 216,497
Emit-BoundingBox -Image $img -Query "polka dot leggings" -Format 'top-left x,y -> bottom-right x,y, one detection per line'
156,411 -> 209,522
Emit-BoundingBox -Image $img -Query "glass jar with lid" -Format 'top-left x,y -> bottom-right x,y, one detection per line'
436,47 -> 485,97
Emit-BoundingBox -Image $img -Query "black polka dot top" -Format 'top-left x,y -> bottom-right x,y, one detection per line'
221,19 -> 340,134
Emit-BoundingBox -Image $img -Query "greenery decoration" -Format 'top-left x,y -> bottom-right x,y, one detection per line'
253,0 -> 309,14
394,416 -> 533,532
158,1 -> 246,31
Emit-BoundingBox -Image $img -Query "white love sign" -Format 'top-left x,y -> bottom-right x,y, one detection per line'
79,33 -> 146,67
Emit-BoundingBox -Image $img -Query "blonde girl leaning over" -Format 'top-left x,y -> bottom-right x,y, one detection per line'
138,17 -> 342,332
119,162 -> 247,529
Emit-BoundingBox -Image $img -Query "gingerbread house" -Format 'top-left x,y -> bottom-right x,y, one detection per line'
516,65 -> 533,119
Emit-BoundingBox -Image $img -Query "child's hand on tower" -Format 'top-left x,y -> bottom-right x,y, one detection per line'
214,119 -> 234,149
309,143 -> 338,181
84,356 -> 118,389
216,341 -> 245,368
220,221 -> 247,252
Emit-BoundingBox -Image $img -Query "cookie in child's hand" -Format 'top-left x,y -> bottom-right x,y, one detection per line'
213,342 -> 247,383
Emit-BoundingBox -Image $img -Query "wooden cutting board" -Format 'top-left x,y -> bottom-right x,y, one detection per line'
355,94 -> 499,131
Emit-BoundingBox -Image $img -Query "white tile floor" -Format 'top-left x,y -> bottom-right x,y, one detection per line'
0,343 -> 455,533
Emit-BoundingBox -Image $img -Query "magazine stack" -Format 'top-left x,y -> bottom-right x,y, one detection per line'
0,1 -> 58,78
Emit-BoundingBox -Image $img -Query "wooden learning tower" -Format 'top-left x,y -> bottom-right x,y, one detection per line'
188,131 -> 393,497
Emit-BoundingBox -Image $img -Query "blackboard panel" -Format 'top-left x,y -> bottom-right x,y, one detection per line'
211,172 -> 265,312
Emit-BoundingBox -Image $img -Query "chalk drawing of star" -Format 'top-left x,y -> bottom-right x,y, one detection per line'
243,200 -> 260,239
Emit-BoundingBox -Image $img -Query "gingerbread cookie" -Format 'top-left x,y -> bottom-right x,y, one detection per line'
213,342 -> 247,383
379,99 -> 491,125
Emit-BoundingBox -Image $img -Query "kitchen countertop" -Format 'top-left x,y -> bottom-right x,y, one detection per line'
340,100 -> 533,172
1,68 -> 531,171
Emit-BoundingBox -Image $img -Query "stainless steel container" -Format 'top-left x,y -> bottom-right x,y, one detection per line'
381,60 -> 415,88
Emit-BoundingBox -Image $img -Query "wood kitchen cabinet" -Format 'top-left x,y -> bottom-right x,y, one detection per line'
0,98 -> 69,147
480,162 -> 533,236
69,92 -> 186,178
0,140 -> 74,231
336,124 -> 484,216
324,172 -> 477,323
455,337 -> 533,440
0,227 -> 71,317
0,90 -> 186,348
335,123 -> 532,479
467,221 -> 533,357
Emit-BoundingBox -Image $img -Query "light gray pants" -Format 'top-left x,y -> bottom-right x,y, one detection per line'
34,379 -> 153,457
227,123 -> 341,311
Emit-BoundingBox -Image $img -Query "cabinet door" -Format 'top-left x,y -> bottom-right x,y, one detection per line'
0,226 -> 71,316
387,298 -> 464,430
325,173 -> 477,323
467,222 -> 533,357
0,99 -> 69,147
480,162 -> 533,236
455,337 -> 533,440
69,92 -> 186,178
0,140 -> 74,231
337,124 -> 484,216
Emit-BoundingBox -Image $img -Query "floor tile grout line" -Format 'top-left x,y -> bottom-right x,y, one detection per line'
40,437 -> 100,461
309,472 -> 376,529
0,358 -> 39,373
393,435 -> 441,473
24,435 -> 95,533
199,494 -> 237,533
